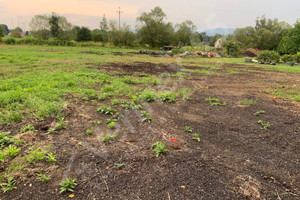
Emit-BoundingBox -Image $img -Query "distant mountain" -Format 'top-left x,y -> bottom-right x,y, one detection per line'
202,28 -> 235,36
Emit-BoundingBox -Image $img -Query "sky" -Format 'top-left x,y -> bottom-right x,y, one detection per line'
0,0 -> 299,31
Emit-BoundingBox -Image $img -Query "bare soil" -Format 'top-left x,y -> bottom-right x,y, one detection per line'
1,62 -> 299,200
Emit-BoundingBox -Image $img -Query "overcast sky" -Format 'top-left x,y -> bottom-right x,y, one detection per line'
1,0 -> 299,31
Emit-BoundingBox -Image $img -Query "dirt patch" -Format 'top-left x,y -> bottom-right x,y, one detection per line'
81,51 -> 104,55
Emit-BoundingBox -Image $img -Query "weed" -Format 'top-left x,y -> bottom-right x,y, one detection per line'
37,173 -> 51,182
152,141 -> 168,157
54,118 -> 69,131
159,92 -> 177,103
115,163 -> 124,169
107,122 -> 116,129
59,178 -> 76,194
93,120 -> 102,125
240,98 -> 257,107
20,124 -> 36,133
257,120 -> 271,130
184,126 -> 193,133
86,129 -> 93,135
46,153 -> 57,163
192,133 -> 201,142
0,132 -> 22,150
205,97 -> 226,106
121,102 -> 142,110
254,110 -> 265,116
97,106 -> 116,115
46,128 -> 56,134
3,145 -> 21,157
102,133 -> 117,142
0,177 -> 17,193
141,111 -> 152,122
107,118 -> 116,124
139,90 -> 156,102
26,147 -> 47,163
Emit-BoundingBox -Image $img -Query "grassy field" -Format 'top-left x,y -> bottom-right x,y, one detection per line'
0,44 -> 299,199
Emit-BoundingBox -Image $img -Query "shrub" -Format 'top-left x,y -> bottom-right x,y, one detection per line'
281,54 -> 294,63
4,37 -> 16,45
257,51 -> 280,64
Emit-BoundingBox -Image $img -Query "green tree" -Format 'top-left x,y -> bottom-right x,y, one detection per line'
49,13 -> 60,39
233,26 -> 258,49
223,40 -> 240,57
10,27 -> 23,38
76,27 -> 92,42
174,20 -> 199,46
0,24 -> 10,35
108,21 -> 136,47
0,26 -> 4,37
29,15 -> 51,40
277,22 -> 300,54
99,15 -> 109,42
136,7 -> 174,47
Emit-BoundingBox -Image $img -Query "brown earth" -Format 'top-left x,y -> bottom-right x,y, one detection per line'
0,62 -> 300,200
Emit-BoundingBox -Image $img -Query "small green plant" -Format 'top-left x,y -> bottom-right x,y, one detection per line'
205,97 -> 226,106
3,145 -> 21,157
102,133 -> 117,143
184,126 -> 193,133
54,118 -> 69,131
86,129 -> 93,135
0,177 -> 17,193
115,163 -> 124,169
97,106 -> 116,115
20,124 -> 36,133
107,118 -> 116,124
159,92 -> 177,103
257,120 -> 271,130
192,133 -> 201,142
139,90 -> 156,102
37,173 -> 51,182
141,111 -> 152,122
26,147 -> 47,163
240,98 -> 257,107
46,153 -> 57,163
152,141 -> 168,157
107,121 -> 116,129
46,128 -> 56,134
121,102 -> 142,110
59,178 -> 76,194
93,120 -> 102,125
254,110 -> 265,116
0,132 -> 22,150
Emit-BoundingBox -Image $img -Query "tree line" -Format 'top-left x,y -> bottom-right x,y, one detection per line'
0,7 -> 299,54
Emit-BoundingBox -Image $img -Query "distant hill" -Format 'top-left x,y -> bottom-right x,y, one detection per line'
202,28 -> 235,36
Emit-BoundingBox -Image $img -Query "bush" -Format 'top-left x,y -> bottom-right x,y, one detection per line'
4,37 -> 16,45
257,51 -> 280,64
281,54 -> 294,63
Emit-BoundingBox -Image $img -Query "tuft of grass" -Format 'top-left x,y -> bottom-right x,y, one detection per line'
20,124 -> 36,133
102,133 -> 117,143
46,153 -> 57,163
0,177 -> 17,193
152,141 -> 168,157
59,178 -> 76,194
37,173 -> 51,182
240,98 -> 257,107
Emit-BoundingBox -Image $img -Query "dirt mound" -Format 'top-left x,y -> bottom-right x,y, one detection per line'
241,48 -> 261,57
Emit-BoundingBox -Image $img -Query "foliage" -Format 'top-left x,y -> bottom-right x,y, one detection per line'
141,111 -> 152,122
139,90 -> 156,102
159,92 -> 177,103
257,51 -> 280,64
37,173 -> 51,182
107,121 -> 116,129
102,133 -> 117,143
0,132 -> 22,150
223,40 -> 240,57
174,20 -> 199,46
281,54 -> 295,63
20,124 -> 36,133
152,141 -> 168,157
3,145 -> 21,157
46,153 -> 57,163
0,177 -> 17,193
49,13 -> 60,38
93,120 -> 102,125
192,133 -> 201,142
26,147 -> 47,163
59,178 -> 77,194
233,26 -> 258,49
257,120 -> 271,130
97,106 -> 117,115
76,26 -> 92,42
184,126 -> 193,133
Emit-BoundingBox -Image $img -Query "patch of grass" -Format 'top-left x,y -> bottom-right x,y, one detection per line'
205,97 -> 226,106
0,177 -> 17,193
97,106 -> 117,115
59,178 -> 76,194
176,88 -> 193,101
254,110 -> 265,116
37,173 -> 51,182
20,124 -> 36,133
240,98 -> 257,107
54,118 -> 69,131
0,132 -> 23,150
152,141 -> 168,157
2,145 -> 21,157
46,153 -> 57,163
184,126 -> 193,133
26,147 -> 47,163
159,92 -> 177,103
141,110 -> 152,122
257,120 -> 271,130
102,133 -> 117,143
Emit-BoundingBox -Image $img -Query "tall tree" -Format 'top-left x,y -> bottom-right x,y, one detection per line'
136,7 -> 174,47
233,26 -> 258,49
76,27 -> 92,42
0,24 -> 10,35
99,15 -> 109,42
277,22 -> 300,54
49,13 -> 60,39
174,20 -> 199,46
29,15 -> 51,39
